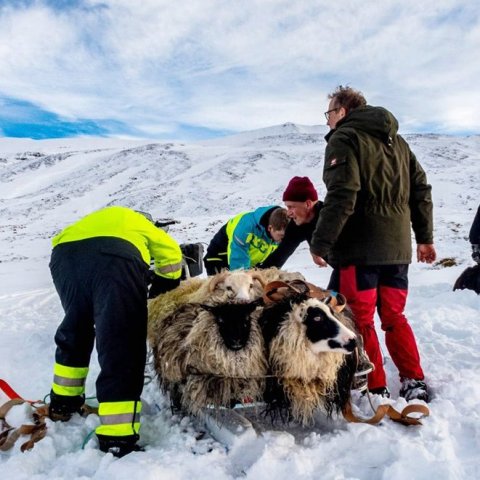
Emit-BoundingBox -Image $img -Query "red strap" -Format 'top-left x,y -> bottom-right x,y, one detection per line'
0,379 -> 23,400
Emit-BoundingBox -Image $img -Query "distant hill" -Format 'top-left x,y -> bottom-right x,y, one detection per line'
0,125 -> 478,267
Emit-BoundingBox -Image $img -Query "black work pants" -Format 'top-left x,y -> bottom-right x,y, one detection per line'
204,223 -> 229,275
50,237 -> 149,403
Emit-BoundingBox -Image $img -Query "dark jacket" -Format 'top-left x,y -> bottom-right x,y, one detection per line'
260,202 -> 323,269
469,205 -> 480,245
310,106 -> 434,266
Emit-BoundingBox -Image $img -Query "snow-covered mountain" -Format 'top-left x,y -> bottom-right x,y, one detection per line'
0,126 -> 479,479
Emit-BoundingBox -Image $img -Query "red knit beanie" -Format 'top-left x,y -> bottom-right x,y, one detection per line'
282,176 -> 318,202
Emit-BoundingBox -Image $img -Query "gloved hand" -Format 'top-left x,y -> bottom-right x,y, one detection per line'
472,244 -> 480,264
148,275 -> 181,299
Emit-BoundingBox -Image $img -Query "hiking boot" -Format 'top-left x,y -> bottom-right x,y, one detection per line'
367,386 -> 391,398
48,392 -> 85,422
351,346 -> 374,392
399,379 -> 430,403
97,434 -> 144,458
352,360 -> 374,392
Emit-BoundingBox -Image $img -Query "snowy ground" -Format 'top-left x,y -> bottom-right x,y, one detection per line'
0,126 -> 479,479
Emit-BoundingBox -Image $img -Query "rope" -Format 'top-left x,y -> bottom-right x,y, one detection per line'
186,369 -> 278,380
81,429 -> 96,449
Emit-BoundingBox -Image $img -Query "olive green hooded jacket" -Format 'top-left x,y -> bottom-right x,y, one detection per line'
310,106 -> 434,266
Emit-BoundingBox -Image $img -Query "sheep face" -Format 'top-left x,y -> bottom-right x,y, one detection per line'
200,302 -> 258,351
293,298 -> 357,354
210,271 -> 259,303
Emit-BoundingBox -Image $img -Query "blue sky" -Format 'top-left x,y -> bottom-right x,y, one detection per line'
0,0 -> 479,140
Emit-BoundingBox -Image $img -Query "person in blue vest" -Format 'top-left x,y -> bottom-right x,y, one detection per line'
204,206 -> 289,274
48,206 -> 182,457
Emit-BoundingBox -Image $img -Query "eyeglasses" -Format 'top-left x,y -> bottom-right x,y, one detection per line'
324,107 -> 340,120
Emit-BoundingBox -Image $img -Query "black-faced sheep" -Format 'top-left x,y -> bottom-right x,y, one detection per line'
150,301 -> 267,414
258,291 -> 358,425
147,269 -> 264,343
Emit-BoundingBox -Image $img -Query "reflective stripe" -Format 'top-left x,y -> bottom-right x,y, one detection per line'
98,401 -> 142,415
156,261 -> 183,274
95,400 -> 142,437
54,363 -> 89,379
100,412 -> 141,425
53,375 -> 85,387
96,422 -> 141,437
52,363 -> 88,396
52,383 -> 86,396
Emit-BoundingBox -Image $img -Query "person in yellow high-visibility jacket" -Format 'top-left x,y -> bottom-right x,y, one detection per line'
48,206 -> 182,457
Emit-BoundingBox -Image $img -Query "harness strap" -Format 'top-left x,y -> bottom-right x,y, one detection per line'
0,387 -> 49,452
343,399 -> 430,426
385,403 -> 430,426
262,280 -> 347,312
0,379 -> 23,400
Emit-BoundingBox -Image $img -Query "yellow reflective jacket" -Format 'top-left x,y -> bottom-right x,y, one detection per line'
52,206 -> 182,280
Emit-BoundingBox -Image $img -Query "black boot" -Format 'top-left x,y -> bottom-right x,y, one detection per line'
97,434 -> 144,458
48,391 -> 85,422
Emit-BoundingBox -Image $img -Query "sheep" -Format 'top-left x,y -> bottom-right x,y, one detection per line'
254,267 -> 306,285
147,269 -> 264,343
150,301 -> 267,414
258,291 -> 358,425
262,278 -> 373,395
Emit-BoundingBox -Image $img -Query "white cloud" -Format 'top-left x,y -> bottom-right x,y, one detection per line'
0,0 -> 479,136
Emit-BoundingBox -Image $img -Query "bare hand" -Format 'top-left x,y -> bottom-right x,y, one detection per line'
417,244 -> 437,264
311,253 -> 328,267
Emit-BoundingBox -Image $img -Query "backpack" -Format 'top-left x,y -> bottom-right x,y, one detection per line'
180,243 -> 204,279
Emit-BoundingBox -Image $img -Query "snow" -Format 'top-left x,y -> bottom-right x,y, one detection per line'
1,127 -> 479,479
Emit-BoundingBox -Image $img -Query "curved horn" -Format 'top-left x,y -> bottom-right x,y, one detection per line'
333,293 -> 347,313
322,292 -> 347,313
250,270 -> 266,287
262,280 -> 299,304
208,271 -> 228,293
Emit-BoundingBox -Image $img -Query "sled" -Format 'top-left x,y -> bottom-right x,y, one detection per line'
199,406 -> 258,448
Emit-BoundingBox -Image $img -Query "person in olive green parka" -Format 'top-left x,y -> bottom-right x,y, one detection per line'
310,86 -> 436,402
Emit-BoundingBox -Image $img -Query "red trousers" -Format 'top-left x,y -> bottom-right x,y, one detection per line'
329,265 -> 424,389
